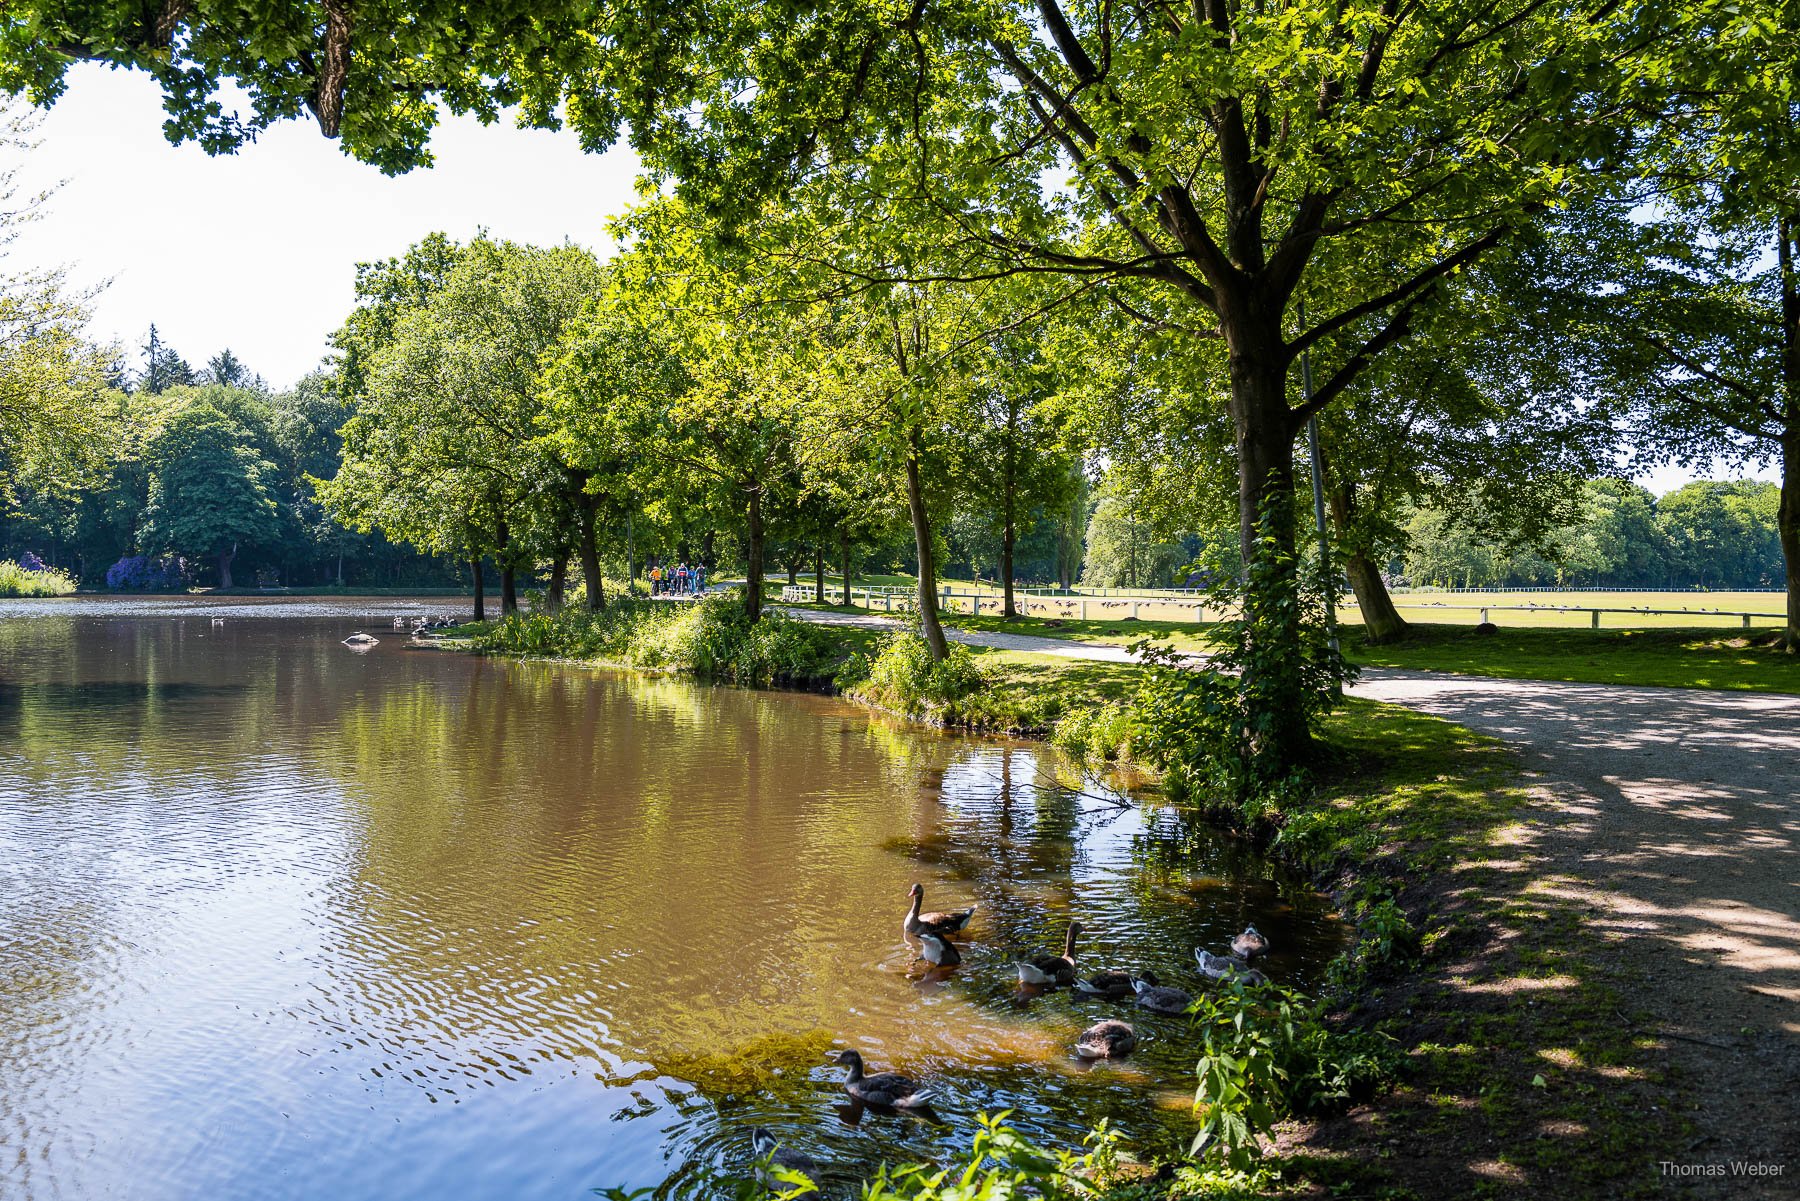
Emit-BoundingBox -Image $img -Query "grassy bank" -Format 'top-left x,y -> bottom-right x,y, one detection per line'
0,559 -> 78,597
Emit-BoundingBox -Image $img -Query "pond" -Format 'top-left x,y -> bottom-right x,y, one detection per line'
0,597 -> 1347,1200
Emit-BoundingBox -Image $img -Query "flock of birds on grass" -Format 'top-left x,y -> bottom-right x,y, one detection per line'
751,883 -> 1275,1191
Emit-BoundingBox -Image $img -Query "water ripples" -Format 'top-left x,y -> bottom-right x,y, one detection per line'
0,602 -> 1346,1200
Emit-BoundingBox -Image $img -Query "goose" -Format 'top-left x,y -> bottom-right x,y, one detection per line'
751,1128 -> 820,1196
1229,926 -> 1270,960
1072,968 -> 1138,999
342,633 -> 379,646
1016,920 -> 1081,986
391,616 -> 406,629
828,1049 -> 934,1108
1195,948 -> 1268,986
903,884 -> 977,940
917,931 -> 962,968
1074,1019 -> 1138,1060
1132,971 -> 1193,1015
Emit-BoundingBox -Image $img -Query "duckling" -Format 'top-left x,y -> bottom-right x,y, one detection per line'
751,1127 -> 820,1196
1229,926 -> 1270,960
828,1049 -> 934,1108
1075,1019 -> 1138,1059
1195,948 -> 1268,986
1072,968 -> 1138,998
1131,971 -> 1193,1015
917,930 -> 962,968
1015,920 -> 1081,986
903,883 -> 978,940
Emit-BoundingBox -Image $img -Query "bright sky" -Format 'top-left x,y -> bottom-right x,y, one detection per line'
6,64 -> 1773,494
10,64 -> 641,389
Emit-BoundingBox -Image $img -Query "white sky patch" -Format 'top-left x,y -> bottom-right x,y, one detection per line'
10,64 -> 642,389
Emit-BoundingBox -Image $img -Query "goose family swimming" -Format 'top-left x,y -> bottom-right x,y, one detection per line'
1072,968 -> 1138,999
829,1049 -> 934,1108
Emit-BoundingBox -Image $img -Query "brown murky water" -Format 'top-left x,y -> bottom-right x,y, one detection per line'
0,598 -> 1347,1200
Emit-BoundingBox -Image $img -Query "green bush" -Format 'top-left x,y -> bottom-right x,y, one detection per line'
1051,701 -> 1133,761
851,615 -> 986,714
0,559 -> 77,597
1190,983 -> 1399,1170
471,589 -> 840,686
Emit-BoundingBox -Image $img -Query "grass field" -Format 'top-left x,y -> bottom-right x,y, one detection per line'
772,575 -> 1789,629
1363,589 -> 1788,629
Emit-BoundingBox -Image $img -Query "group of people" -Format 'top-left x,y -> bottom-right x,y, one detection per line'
648,562 -> 704,596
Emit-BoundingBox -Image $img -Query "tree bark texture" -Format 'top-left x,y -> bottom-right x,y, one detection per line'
1328,482 -> 1409,643
578,495 -> 604,612
497,517 -> 518,615
548,547 -> 569,609
471,558 -> 485,623
813,542 -> 825,602
744,487 -> 765,622
840,528 -> 852,605
904,442 -> 950,660
217,544 -> 235,590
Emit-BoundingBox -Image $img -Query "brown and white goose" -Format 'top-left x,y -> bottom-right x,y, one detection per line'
1015,920 -> 1081,986
1131,971 -> 1194,1015
917,931 -> 962,968
829,1049 -> 934,1108
1075,1019 -> 1138,1059
1072,968 -> 1137,998
902,884 -> 978,940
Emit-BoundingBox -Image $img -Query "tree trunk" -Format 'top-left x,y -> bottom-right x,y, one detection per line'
578,495 -> 604,611
813,542 -> 825,602
217,543 -> 235,590
1227,334 -> 1310,762
1345,552 -> 1408,642
497,518 -> 518,615
1327,483 -> 1410,643
787,561 -> 798,586
548,546 -> 570,609
471,558 -> 485,622
1002,487 -> 1018,620
840,528 -> 852,605
904,440 -> 950,660
745,487 -> 765,622
335,550 -> 343,585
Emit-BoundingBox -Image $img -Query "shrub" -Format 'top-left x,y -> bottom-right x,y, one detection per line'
852,613 -> 986,714
471,589 -> 841,686
1190,982 -> 1399,1170
105,555 -> 185,591
1051,701 -> 1133,761
0,558 -> 78,597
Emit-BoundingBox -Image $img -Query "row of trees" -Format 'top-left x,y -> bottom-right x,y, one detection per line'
2,0 -> 1794,775
1406,479 -> 1788,591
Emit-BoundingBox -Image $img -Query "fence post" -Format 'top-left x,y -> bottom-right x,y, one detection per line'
1131,600 -> 1139,620
1480,608 -> 1488,623
1080,599 -> 1088,620
1590,609 -> 1600,629
1743,613 -> 1751,629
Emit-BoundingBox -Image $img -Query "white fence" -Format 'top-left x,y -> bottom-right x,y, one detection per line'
791,583 -> 1786,629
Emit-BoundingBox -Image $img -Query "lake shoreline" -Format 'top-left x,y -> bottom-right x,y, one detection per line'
438,624 -> 1718,1198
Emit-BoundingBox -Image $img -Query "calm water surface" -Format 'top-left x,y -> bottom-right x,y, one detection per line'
0,597 -> 1346,1200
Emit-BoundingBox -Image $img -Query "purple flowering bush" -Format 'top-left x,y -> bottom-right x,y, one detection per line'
105,556 -> 186,591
